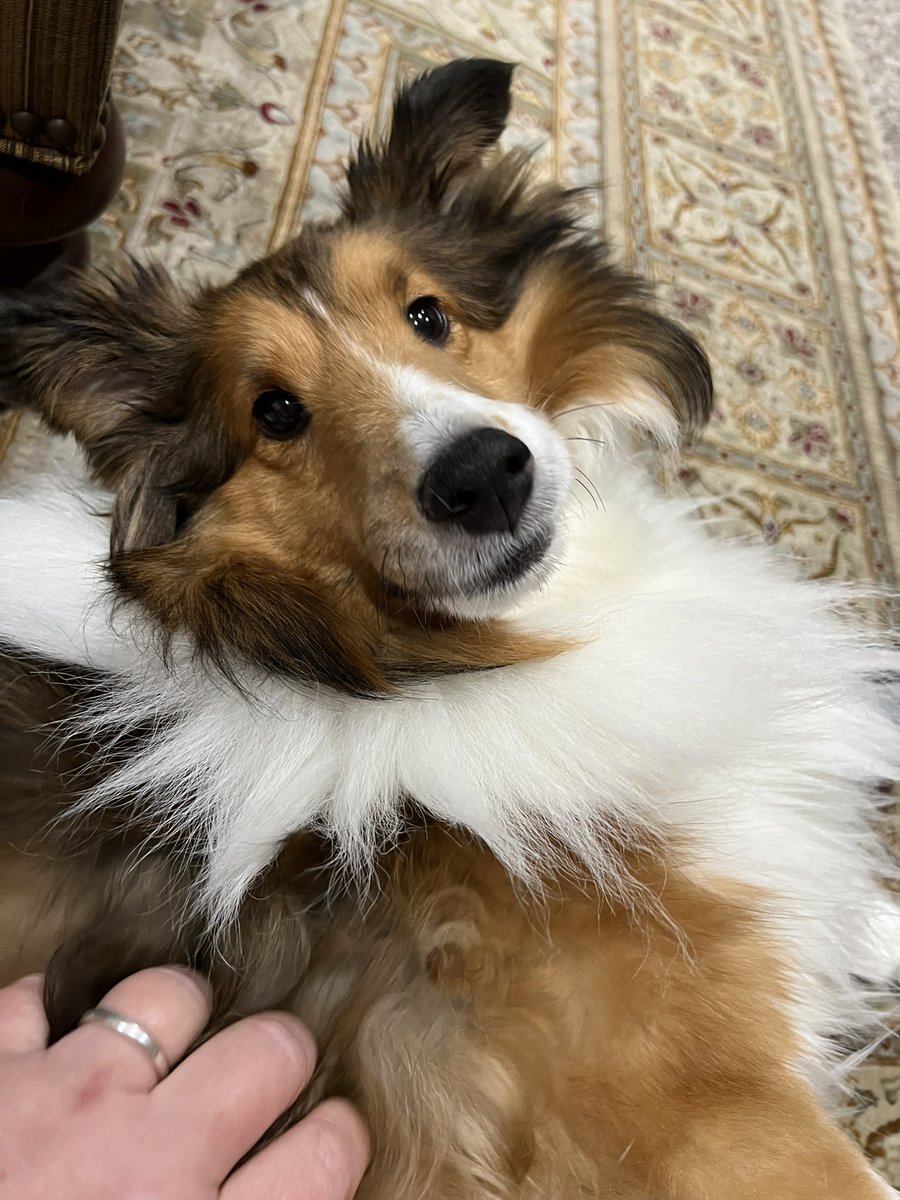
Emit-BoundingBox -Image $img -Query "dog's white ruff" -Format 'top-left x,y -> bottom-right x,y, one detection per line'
1,413 -> 898,1099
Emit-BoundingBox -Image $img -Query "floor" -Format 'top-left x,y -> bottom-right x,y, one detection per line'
843,0 -> 900,193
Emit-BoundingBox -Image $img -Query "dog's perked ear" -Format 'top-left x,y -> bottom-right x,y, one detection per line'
0,263 -> 239,555
343,58 -> 515,219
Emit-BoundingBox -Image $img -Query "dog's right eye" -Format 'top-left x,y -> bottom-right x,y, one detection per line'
407,297 -> 450,346
252,389 -> 311,441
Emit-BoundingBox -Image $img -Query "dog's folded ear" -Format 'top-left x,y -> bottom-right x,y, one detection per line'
513,251 -> 714,441
343,58 -> 515,219
0,264 -> 238,555
0,262 -> 192,436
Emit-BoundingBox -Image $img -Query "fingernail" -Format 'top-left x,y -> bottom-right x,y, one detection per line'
160,964 -> 212,1001
254,1012 -> 317,1073
314,1099 -> 372,1178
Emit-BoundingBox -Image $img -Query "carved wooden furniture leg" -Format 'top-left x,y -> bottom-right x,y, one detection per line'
0,1 -> 124,289
0,104 -> 124,288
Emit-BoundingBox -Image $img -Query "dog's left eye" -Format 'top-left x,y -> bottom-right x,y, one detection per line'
252,389 -> 311,441
407,296 -> 450,346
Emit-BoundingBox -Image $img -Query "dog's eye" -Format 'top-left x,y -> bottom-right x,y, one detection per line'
252,389 -> 310,441
407,296 -> 450,346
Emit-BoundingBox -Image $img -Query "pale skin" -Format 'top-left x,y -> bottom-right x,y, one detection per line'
0,966 -> 370,1200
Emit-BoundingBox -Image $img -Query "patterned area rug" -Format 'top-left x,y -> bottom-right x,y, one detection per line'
1,0 -> 899,1186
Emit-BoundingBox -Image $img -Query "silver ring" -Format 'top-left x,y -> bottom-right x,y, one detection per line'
79,1006 -> 169,1081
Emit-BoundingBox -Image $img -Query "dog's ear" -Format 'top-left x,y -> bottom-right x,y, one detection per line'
517,251 -> 714,440
343,58 -> 514,219
0,264 -> 239,554
594,303 -> 714,438
637,311 -> 713,436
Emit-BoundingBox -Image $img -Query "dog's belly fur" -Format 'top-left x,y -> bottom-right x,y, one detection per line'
0,660 -> 890,1198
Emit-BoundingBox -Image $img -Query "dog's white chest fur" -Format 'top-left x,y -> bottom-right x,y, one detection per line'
1,420 -> 898,1095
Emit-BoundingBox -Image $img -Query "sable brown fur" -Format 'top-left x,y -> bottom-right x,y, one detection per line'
0,58 -> 883,1199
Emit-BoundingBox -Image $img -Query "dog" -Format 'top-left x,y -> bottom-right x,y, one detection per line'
0,58 -> 898,1198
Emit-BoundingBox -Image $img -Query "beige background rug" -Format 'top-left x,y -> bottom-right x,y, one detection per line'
1,0 -> 899,1185
842,0 -> 900,194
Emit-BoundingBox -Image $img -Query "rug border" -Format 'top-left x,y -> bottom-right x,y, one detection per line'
819,0 -> 900,296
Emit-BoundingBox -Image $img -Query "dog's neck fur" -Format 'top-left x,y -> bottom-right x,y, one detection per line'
1,411 -> 899,1093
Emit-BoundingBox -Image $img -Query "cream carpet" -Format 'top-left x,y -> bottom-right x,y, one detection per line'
842,0 -> 900,194
1,0 -> 899,1185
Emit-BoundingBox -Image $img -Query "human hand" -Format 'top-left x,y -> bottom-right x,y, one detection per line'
0,966 -> 370,1199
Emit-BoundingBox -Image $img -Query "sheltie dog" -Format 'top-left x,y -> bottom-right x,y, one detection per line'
0,58 -> 897,1198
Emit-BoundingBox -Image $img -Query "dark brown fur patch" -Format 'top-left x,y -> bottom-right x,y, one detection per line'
343,59 -> 514,222
0,263 -> 241,555
0,648 -> 200,1004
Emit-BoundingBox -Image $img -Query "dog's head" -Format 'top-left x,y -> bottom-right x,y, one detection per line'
0,59 -> 712,694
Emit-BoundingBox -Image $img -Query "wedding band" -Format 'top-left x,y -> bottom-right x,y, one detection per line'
79,1006 -> 169,1081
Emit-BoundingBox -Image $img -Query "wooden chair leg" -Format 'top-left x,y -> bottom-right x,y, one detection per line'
0,102 -> 124,290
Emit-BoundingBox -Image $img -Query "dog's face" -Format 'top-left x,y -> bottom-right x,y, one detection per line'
0,59 -> 712,693
197,225 -> 574,626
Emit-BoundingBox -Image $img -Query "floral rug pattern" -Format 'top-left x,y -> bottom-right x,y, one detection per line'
2,0 -> 899,1184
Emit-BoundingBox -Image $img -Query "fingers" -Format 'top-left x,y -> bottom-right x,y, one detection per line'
48,965 -> 211,1092
0,974 -> 49,1054
0,967 -> 367,1197
156,1011 -> 317,1182
223,1098 -> 371,1200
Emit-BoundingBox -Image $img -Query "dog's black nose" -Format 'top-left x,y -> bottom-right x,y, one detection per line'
419,428 -> 534,534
